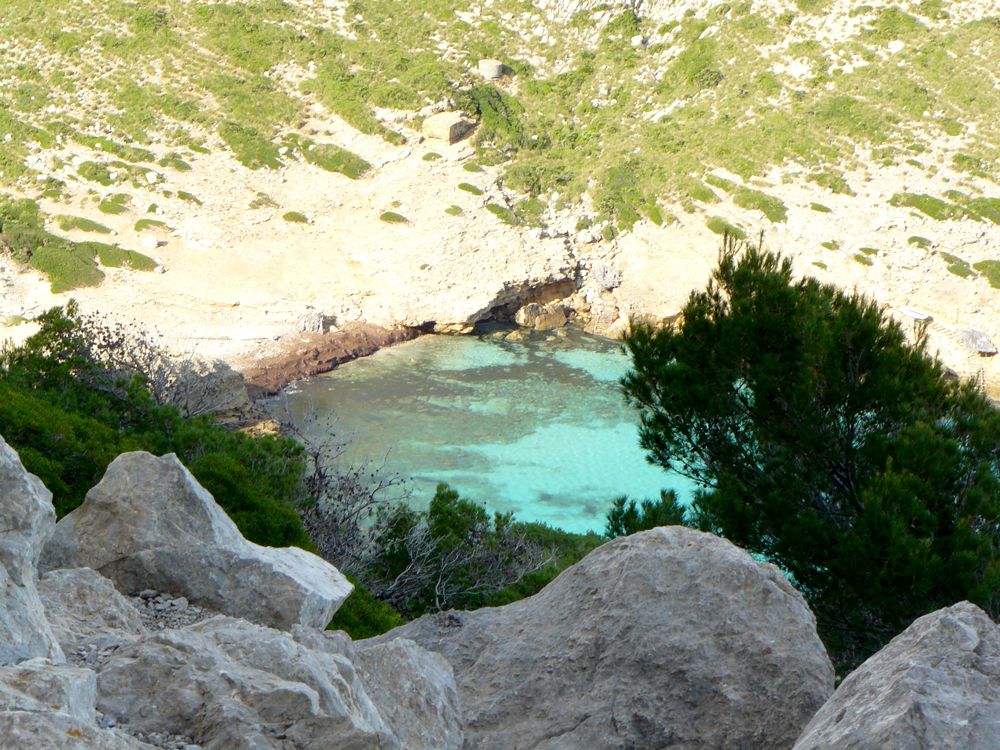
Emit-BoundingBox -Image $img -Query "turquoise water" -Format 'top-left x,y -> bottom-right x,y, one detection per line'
274,328 -> 694,534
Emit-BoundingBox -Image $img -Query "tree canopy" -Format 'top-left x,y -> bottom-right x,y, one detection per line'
621,237 -> 1000,669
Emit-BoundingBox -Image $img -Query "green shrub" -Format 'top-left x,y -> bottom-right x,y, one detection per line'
327,572 -> 404,638
134,218 -> 171,232
379,211 -> 408,223
810,203 -> 832,213
77,161 -> 115,186
706,216 -> 746,239
605,490 -> 687,538
422,152 -> 442,161
283,211 -> 309,223
972,260 -> 1000,288
458,182 -> 483,195
445,205 -> 463,216
733,188 -> 788,222
908,235 -> 932,249
177,191 -> 202,205
0,305 -> 313,549
939,251 -> 974,278
55,216 -> 112,233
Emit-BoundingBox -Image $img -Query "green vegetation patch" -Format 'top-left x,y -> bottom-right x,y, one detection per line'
706,216 -> 746,239
485,202 -> 516,224
733,188 -> 788,222
853,253 -> 873,266
283,211 -> 309,223
98,194 -> 130,215
80,241 -> 157,271
445,205 -> 463,216
379,211 -> 408,223
807,172 -> 856,196
177,191 -> 202,205
810,203 -> 832,213
889,192 -> 970,221
158,154 -> 192,172
55,215 -> 111,234
77,161 -> 116,186
972,260 -> 1000,288
134,218 -> 172,232
939,252 -> 974,278
422,152 -> 442,162
458,182 -> 484,195
908,235 -> 932,249
463,162 -> 485,173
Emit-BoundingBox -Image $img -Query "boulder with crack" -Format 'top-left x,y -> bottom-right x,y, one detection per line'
96,615 -> 463,750
375,526 -> 835,750
794,601 -> 1000,750
40,451 -> 352,630
0,434 -> 63,665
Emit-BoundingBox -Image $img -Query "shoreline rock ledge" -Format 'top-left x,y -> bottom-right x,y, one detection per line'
376,526 -> 837,750
40,451 -> 352,630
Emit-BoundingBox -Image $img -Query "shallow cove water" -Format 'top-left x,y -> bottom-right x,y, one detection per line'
275,327 -> 695,534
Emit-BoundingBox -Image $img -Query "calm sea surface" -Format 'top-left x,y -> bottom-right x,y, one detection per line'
273,328 -> 695,534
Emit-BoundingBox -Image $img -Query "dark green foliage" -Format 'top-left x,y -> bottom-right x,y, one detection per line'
622,237 -> 1000,670
457,85 -> 527,154
0,305 -> 313,550
326,571 -> 404,639
605,490 -> 687,538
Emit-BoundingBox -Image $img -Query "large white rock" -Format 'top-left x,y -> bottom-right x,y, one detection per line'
96,615 -> 463,750
40,451 -> 352,630
0,659 -> 96,722
295,626 -> 464,750
38,567 -> 144,651
794,601 -> 1000,750
0,710 -> 155,750
0,659 -> 154,749
376,526 -> 835,749
0,435 -> 63,665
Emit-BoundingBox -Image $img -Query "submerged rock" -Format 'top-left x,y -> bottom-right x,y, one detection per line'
40,451 -> 352,630
377,526 -> 834,750
0,435 -> 63,665
794,601 -> 1000,750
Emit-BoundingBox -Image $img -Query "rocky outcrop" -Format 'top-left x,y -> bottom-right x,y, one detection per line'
40,451 -> 352,630
0,435 -> 63,665
794,601 -> 1000,750
378,526 -> 834,750
38,567 -> 144,651
295,629 -> 465,750
0,659 -> 154,749
96,615 -> 463,750
514,300 -> 569,330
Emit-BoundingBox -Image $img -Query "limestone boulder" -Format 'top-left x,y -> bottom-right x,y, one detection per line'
295,627 -> 464,750
377,526 -> 834,750
794,601 -> 1000,750
514,300 -> 568,330
0,435 -> 63,665
422,111 -> 473,144
41,451 -> 352,630
0,659 -> 96,722
97,615 -> 462,750
0,711 -> 155,750
38,567 -> 144,651
0,659 -> 153,749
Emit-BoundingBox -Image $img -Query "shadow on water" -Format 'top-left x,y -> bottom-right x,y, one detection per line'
271,327 -> 696,534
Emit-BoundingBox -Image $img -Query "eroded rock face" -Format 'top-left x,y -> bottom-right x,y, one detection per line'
295,627 -> 464,750
96,616 -> 463,750
0,435 -> 63,665
38,568 -> 144,652
794,601 -> 1000,750
40,451 -> 352,630
0,660 -> 154,749
377,526 -> 834,750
